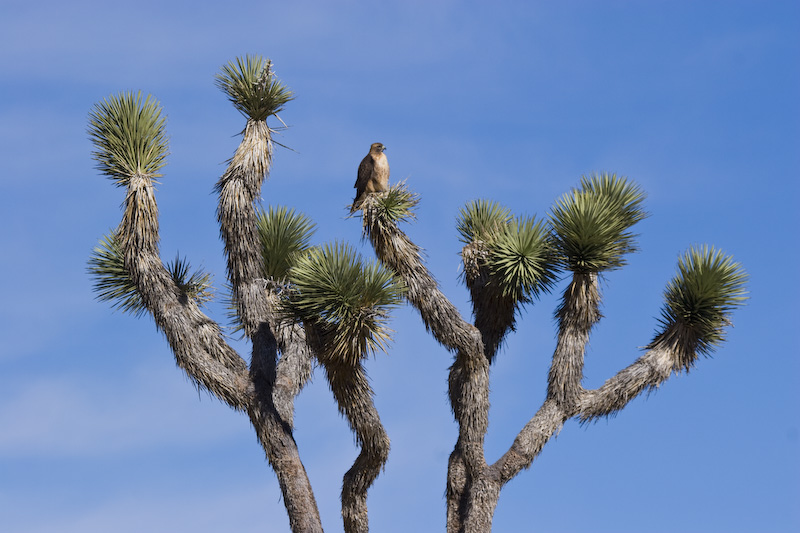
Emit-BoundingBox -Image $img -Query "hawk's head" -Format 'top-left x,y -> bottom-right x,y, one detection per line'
370,142 -> 386,154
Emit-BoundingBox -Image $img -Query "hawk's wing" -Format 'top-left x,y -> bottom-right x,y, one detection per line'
354,154 -> 374,192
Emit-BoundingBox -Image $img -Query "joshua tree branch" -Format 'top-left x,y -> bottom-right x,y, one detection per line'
119,171 -> 322,533
216,119 -> 281,377
361,197 -> 489,473
490,400 -> 572,485
547,272 -> 601,408
272,317 -> 315,428
578,338 -> 683,423
322,361 -> 390,533
214,119 -> 323,532
461,241 -> 518,363
119,174 -> 252,407
483,323 -> 699,504
458,272 -> 601,530
443,242 -> 523,532
445,440 -> 470,533
478,272 -> 600,490
360,196 -> 490,532
487,340 -> 689,490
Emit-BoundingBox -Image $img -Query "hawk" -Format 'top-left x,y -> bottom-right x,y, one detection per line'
351,142 -> 389,213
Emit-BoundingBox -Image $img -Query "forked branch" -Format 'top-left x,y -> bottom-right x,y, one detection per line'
89,88 -> 323,533
360,191 -> 489,475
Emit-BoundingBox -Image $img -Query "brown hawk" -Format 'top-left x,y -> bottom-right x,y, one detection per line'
351,142 -> 389,213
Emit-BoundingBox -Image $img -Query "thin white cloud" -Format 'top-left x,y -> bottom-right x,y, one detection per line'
6,483 -> 284,533
0,364 -> 249,457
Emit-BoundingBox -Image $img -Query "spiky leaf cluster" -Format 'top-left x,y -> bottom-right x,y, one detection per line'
215,55 -> 294,121
89,234 -> 213,315
88,233 -> 146,316
257,206 -> 316,280
88,91 -> 169,186
362,182 -> 419,224
550,173 -> 647,273
166,254 -> 214,306
456,200 -> 512,245
487,217 -> 559,300
288,242 -> 405,366
655,245 -> 748,361
458,200 -> 558,302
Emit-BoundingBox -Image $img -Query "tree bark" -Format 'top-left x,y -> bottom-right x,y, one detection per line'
445,440 -> 469,533
119,158 -> 323,532
120,175 -> 252,408
272,314 -> 315,428
214,119 -> 323,531
360,197 -> 490,531
547,272 -> 600,408
324,363 -> 390,533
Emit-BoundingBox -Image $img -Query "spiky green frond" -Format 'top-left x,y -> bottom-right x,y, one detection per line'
166,254 -> 214,306
456,200 -> 513,245
288,242 -> 405,365
363,182 -> 419,223
487,216 -> 560,300
550,173 -> 647,273
88,91 -> 168,186
88,232 -> 146,316
457,201 -> 558,304
256,206 -> 316,280
655,245 -> 748,359
215,55 -> 294,121
579,172 -> 646,222
88,233 -> 214,316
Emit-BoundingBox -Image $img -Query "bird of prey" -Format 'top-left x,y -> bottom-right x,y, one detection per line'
351,142 -> 389,213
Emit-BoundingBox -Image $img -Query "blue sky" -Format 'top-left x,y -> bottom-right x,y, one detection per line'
1,1 -> 798,531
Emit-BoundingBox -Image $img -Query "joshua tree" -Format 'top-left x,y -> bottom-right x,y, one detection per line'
88,55 -> 748,533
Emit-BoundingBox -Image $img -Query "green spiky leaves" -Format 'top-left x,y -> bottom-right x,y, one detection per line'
362,182 -> 419,224
456,200 -> 512,245
458,200 -> 559,302
88,91 -> 169,186
88,233 -> 213,316
488,217 -> 560,301
215,55 -> 294,121
88,233 -> 147,316
655,245 -> 748,365
288,243 -> 405,366
550,173 -> 647,274
257,206 -> 316,280
166,254 -> 214,307
377,182 -> 420,223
